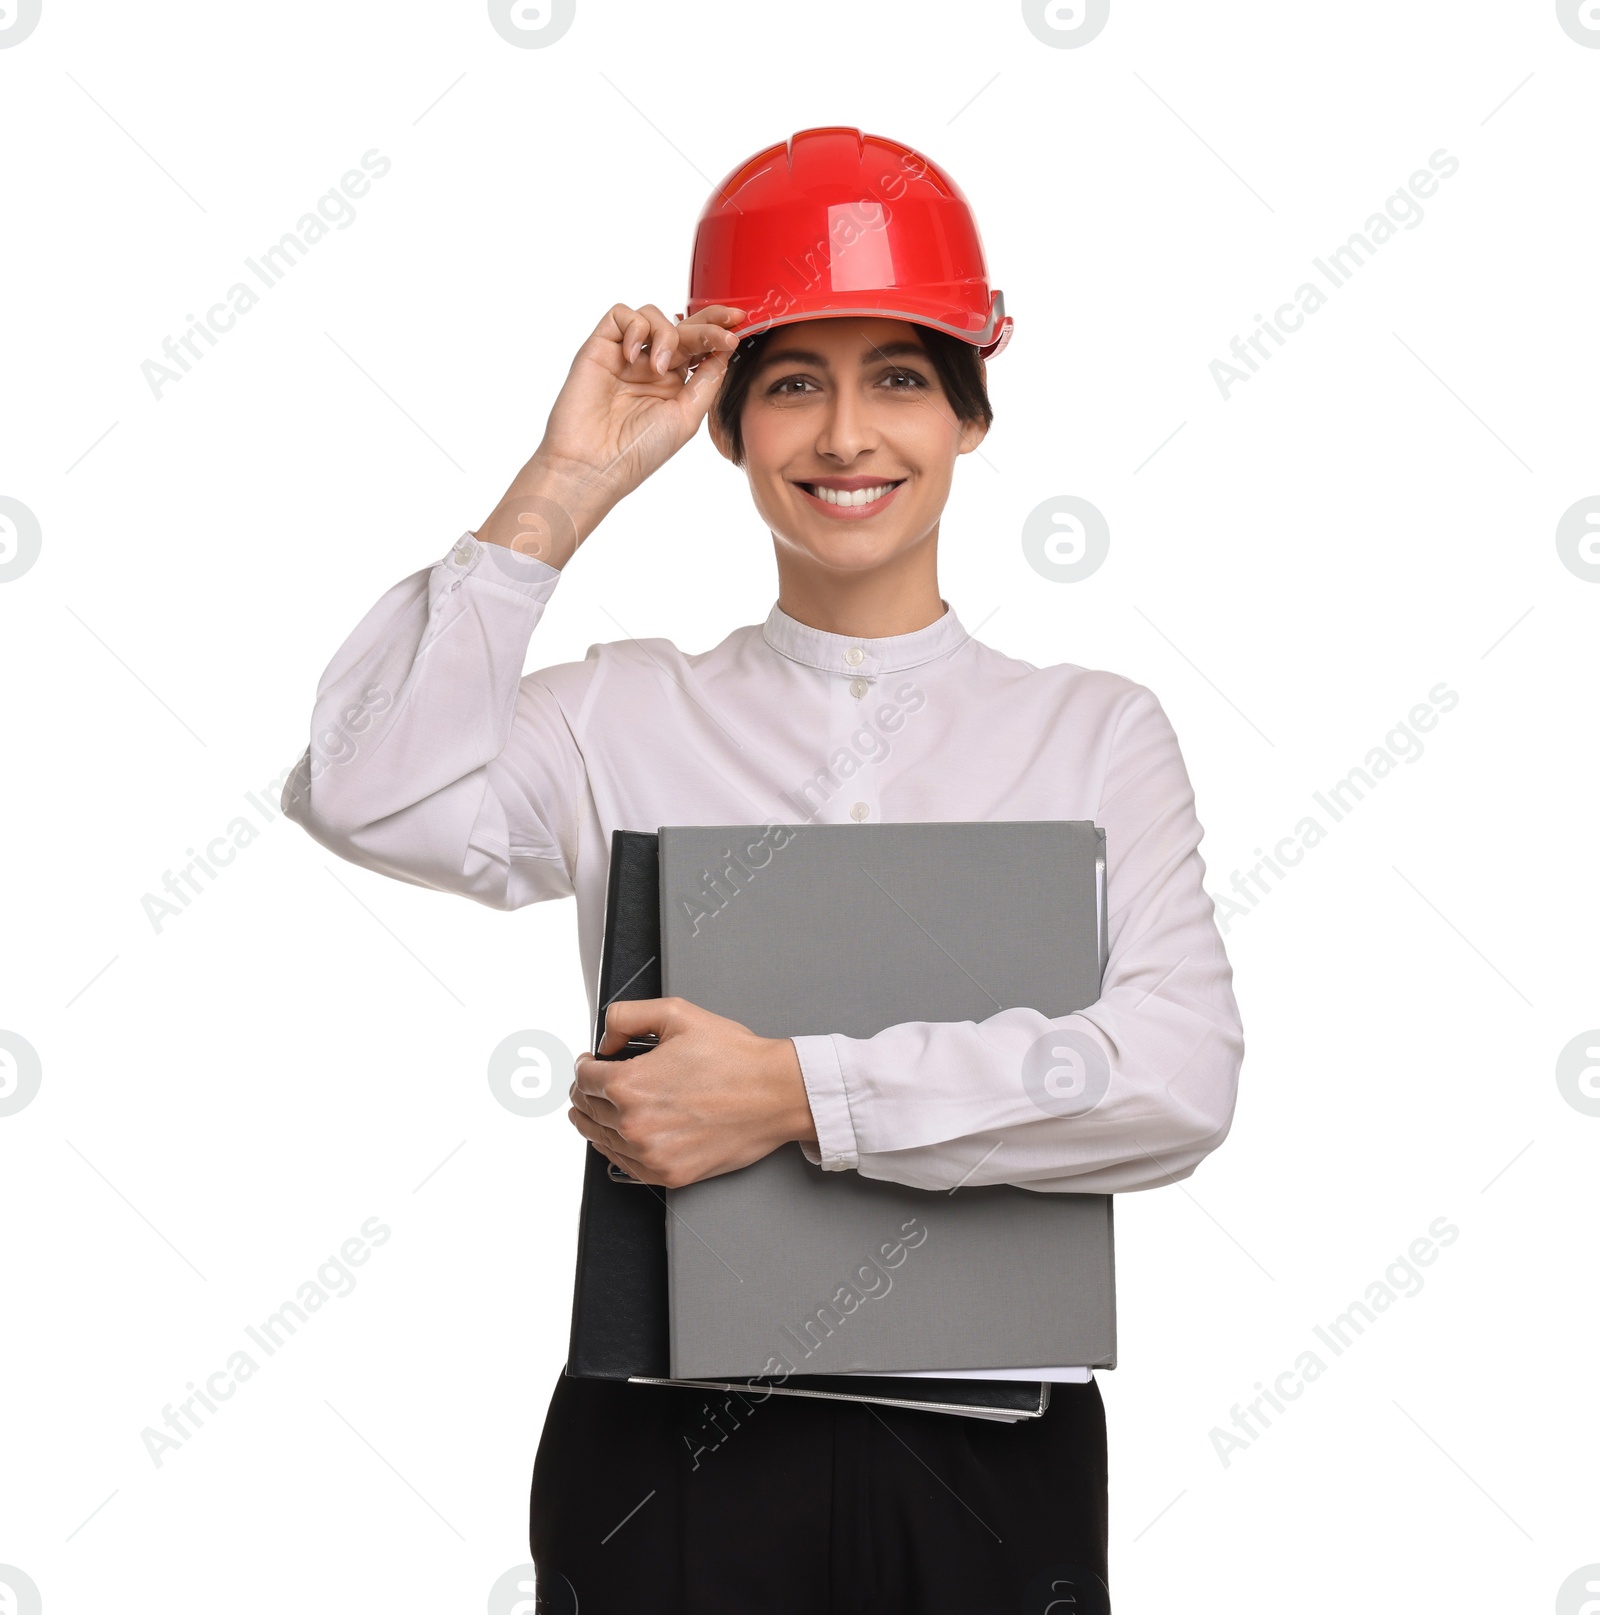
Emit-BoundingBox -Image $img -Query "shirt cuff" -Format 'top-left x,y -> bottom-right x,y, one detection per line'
451,529 -> 563,597
790,1034 -> 860,1172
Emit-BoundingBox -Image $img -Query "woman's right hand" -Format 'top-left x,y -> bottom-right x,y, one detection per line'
477,302 -> 746,567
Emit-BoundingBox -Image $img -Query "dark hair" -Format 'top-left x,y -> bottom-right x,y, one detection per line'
711,321 -> 993,467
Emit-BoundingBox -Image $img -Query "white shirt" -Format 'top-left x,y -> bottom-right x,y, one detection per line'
284,531 -> 1244,1200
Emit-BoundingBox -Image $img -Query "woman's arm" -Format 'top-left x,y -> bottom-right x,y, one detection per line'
787,682 -> 1244,1194
279,523 -> 583,907
281,302 -> 746,905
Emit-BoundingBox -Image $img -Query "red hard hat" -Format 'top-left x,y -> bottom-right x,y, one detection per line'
679,126 -> 1013,359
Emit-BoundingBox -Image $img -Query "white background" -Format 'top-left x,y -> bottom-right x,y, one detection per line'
2,1 -> 1597,1610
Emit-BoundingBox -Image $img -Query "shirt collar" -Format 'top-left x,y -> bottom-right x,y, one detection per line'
761,598 -> 970,676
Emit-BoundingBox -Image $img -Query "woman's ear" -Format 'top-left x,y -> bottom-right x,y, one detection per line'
956,416 -> 990,456
955,357 -> 990,457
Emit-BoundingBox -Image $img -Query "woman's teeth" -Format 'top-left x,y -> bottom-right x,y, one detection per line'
805,482 -> 899,507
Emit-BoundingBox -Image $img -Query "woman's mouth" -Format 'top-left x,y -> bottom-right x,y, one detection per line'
793,479 -> 906,518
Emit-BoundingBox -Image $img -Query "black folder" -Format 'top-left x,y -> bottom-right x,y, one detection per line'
565,828 -> 1051,1420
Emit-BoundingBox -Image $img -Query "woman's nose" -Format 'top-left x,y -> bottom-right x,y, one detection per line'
815,388 -> 877,462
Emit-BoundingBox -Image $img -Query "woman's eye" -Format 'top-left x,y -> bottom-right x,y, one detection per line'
767,371 -> 927,397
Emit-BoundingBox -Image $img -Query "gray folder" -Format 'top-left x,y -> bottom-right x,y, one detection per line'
659,820 -> 1116,1380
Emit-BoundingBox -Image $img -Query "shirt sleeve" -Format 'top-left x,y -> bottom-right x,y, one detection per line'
788,682 -> 1244,1193
280,532 -> 582,910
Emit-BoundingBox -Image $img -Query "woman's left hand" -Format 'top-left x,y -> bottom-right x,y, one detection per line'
568,998 -> 819,1187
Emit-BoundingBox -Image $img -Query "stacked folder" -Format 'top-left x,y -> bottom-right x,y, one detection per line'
566,820 -> 1116,1421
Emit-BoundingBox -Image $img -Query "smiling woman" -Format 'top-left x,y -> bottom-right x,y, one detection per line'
283,123 -> 1240,1615
700,314 -> 995,628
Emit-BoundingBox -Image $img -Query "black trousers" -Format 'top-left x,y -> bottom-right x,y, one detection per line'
529,1368 -> 1110,1614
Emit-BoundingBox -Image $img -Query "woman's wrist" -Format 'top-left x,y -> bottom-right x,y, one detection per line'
476,449 -> 614,568
766,1036 -> 819,1148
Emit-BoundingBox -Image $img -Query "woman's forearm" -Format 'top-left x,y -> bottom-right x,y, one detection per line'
475,449 -> 616,569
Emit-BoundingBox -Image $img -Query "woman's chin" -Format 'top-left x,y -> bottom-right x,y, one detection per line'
777,529 -> 906,573
770,507 -> 923,570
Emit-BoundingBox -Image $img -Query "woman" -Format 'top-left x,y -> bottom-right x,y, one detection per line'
284,127 -> 1243,1613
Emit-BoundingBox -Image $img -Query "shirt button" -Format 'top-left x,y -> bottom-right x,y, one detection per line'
844,647 -> 865,667
850,801 -> 869,821
849,677 -> 869,699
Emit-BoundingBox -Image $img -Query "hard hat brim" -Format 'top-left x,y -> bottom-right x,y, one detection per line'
681,290 -> 1013,359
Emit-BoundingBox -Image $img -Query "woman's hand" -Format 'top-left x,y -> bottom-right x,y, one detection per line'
567,996 -> 819,1188
542,302 -> 746,499
477,303 -> 745,567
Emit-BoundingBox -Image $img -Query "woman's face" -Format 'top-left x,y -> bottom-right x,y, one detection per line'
712,316 -> 988,576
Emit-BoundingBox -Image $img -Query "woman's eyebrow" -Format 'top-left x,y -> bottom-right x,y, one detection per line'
755,340 -> 930,372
